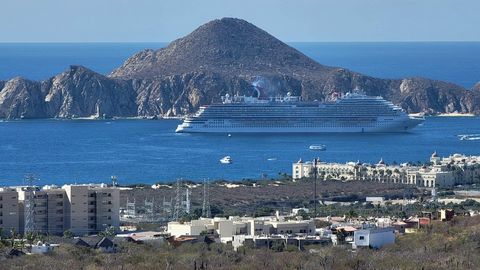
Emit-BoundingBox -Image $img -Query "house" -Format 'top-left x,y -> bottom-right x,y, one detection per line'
166,235 -> 216,248
72,237 -> 115,253
392,221 -> 407,234
30,241 -> 59,254
439,209 -> 454,221
353,227 -> 395,249
332,226 -> 357,244
7,249 -> 25,257
116,231 -> 167,244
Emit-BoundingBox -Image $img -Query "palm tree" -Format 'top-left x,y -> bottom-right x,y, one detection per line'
386,169 -> 393,183
25,231 -> 37,251
9,229 -> 17,248
379,170 -> 385,182
372,170 -> 378,182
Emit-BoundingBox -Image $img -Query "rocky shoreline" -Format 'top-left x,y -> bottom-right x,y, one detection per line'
1,18 -> 479,119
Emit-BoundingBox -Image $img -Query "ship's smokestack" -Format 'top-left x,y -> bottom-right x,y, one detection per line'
251,76 -> 277,99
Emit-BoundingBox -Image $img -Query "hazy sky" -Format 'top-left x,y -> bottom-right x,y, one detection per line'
1,0 -> 479,42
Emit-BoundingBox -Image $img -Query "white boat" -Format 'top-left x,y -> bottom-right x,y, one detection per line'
458,134 -> 480,141
220,156 -> 232,164
309,145 -> 326,151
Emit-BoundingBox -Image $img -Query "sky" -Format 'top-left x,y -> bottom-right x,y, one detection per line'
0,0 -> 479,42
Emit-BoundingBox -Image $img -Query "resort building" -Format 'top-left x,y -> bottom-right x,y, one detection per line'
293,152 -> 480,188
1,184 -> 119,236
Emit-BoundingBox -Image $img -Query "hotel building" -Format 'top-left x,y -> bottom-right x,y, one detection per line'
293,152 -> 480,188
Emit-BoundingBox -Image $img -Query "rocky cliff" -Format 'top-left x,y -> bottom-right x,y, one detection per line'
0,18 -> 479,119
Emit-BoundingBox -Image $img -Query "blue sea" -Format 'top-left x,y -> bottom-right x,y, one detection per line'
0,42 -> 479,185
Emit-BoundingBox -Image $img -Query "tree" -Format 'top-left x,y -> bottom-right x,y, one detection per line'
10,229 -> 17,248
99,226 -> 116,237
63,230 -> 74,239
297,209 -> 310,220
346,209 -> 358,219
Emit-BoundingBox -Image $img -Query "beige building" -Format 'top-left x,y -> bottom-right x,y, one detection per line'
0,188 -> 20,235
167,216 -> 316,244
11,184 -> 119,236
63,184 -> 120,236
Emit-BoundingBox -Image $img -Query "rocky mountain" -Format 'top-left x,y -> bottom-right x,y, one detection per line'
0,18 -> 479,119
474,82 -> 480,92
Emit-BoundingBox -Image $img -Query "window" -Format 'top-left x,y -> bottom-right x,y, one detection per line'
359,236 -> 365,240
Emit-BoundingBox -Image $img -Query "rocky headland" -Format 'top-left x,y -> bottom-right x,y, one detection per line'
1,18 -> 479,119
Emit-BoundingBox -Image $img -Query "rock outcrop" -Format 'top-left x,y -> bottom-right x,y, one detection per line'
0,18 -> 479,119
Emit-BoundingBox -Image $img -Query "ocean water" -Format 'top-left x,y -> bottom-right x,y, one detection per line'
0,117 -> 479,186
0,42 -> 479,185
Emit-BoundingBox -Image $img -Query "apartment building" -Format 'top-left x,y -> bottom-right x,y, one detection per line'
3,184 -> 119,236
0,188 -> 20,235
64,184 -> 120,236
17,186 -> 67,234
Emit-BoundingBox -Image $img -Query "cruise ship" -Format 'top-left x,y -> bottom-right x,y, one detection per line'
175,90 -> 424,133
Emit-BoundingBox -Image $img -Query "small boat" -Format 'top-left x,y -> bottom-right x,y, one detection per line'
458,134 -> 480,141
309,144 -> 326,151
267,157 -> 277,161
228,134 -> 232,137
220,156 -> 232,164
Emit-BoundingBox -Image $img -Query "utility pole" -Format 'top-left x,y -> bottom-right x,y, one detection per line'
173,179 -> 182,221
202,179 -> 211,218
185,188 -> 191,214
24,174 -> 36,234
313,158 -> 318,218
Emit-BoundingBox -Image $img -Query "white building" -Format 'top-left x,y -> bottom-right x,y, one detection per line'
167,216 -> 316,243
293,152 -> 480,188
353,227 -> 395,249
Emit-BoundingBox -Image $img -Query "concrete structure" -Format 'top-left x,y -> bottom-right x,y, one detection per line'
17,186 -> 67,235
3,184 -> 119,236
232,235 -> 329,251
167,216 -> 316,244
353,227 -> 395,249
293,152 -> 480,188
0,188 -> 20,234
63,184 -> 120,235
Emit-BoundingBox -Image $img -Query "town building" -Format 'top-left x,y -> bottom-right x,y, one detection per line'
167,216 -> 316,244
353,227 -> 395,249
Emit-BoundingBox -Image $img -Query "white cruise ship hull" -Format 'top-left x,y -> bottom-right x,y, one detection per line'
175,117 -> 424,133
